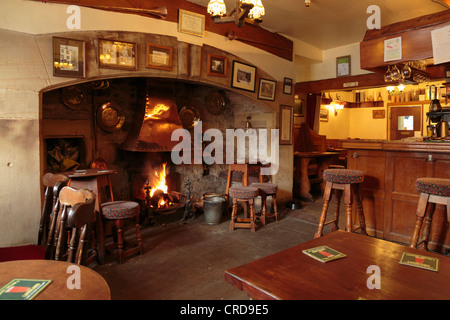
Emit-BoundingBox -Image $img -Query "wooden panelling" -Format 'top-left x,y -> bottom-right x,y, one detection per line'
344,140 -> 450,252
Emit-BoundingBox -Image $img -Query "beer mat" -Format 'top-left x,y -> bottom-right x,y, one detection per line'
302,246 -> 346,263
0,279 -> 52,300
399,252 -> 439,272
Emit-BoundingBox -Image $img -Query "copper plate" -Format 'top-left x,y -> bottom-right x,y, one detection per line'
179,106 -> 200,129
62,86 -> 86,110
206,91 -> 226,115
96,102 -> 125,132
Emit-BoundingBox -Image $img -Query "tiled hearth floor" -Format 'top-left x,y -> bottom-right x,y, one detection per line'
93,196 -> 349,300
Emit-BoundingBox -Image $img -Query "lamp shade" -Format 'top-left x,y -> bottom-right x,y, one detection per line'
207,0 -> 227,17
247,0 -> 265,19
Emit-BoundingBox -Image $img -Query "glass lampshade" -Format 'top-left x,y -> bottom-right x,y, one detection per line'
247,0 -> 265,19
207,0 -> 227,17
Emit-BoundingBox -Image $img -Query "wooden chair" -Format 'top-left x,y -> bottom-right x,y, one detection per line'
50,187 -> 97,265
38,173 -> 69,245
315,169 -> 367,238
410,177 -> 450,250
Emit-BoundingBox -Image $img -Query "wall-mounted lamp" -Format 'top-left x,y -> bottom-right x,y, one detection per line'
305,0 -> 311,7
326,94 -> 345,116
207,0 -> 265,27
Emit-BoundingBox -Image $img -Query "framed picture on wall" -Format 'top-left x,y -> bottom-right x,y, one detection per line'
279,105 -> 293,145
98,39 -> 137,70
207,54 -> 227,77
283,77 -> 293,94
336,55 -> 351,77
319,109 -> 329,122
258,78 -> 276,101
178,9 -> 205,37
146,43 -> 173,71
53,37 -> 85,78
294,97 -> 304,117
231,61 -> 257,92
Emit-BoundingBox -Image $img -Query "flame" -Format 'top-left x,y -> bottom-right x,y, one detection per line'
145,103 -> 170,119
150,163 -> 168,197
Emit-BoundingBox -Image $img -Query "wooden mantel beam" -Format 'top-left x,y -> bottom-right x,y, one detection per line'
32,0 -> 293,61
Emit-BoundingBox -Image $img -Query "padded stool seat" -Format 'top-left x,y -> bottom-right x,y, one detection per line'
101,201 -> 143,263
315,169 -> 367,238
229,186 -> 259,232
102,201 -> 140,219
410,178 -> 450,250
251,183 -> 279,225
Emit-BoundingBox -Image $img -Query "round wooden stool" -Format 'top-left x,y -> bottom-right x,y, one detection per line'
410,177 -> 450,250
314,169 -> 367,238
250,182 -> 278,225
229,186 -> 259,232
101,201 -> 144,263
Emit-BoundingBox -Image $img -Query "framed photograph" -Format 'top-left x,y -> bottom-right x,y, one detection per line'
146,43 -> 173,71
231,61 -> 257,92
294,97 -> 304,117
178,9 -> 205,37
207,54 -> 227,77
373,110 -> 385,119
258,78 -> 276,101
336,55 -> 351,77
283,77 -> 293,95
98,39 -> 136,70
279,105 -> 293,145
319,109 -> 329,122
52,37 -> 85,78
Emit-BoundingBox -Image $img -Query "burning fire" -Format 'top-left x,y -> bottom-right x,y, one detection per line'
149,163 -> 170,208
145,103 -> 170,119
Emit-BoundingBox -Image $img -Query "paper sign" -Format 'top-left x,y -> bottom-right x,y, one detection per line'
384,37 -> 402,62
431,25 -> 450,65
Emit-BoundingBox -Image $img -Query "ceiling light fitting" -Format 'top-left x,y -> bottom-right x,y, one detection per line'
305,0 -> 311,7
207,0 -> 265,27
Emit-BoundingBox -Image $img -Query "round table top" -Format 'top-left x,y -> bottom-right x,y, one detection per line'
0,260 -> 110,300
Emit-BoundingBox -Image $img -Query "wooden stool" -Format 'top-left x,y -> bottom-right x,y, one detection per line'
250,182 -> 278,225
229,186 -> 259,232
101,201 -> 144,264
315,169 -> 367,238
410,178 -> 450,250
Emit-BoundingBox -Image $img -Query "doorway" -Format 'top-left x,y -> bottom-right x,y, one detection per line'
389,105 -> 422,140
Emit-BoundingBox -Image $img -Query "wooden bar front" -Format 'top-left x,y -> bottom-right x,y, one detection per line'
341,140 -> 450,253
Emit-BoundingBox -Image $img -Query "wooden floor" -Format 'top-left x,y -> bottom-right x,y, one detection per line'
93,196 -> 338,300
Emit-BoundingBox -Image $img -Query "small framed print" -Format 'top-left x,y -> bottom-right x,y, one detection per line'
178,9 -> 205,37
279,105 -> 293,145
373,110 -> 385,119
294,97 -> 304,117
336,55 -> 351,77
283,77 -> 293,95
258,78 -> 276,101
98,39 -> 136,70
207,54 -> 227,77
319,109 -> 329,122
146,43 -> 173,71
53,37 -> 85,78
231,60 -> 257,92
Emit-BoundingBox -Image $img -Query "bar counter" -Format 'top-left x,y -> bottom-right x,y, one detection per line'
339,139 -> 450,253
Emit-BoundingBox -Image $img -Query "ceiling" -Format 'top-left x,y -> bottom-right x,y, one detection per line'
188,0 -> 449,50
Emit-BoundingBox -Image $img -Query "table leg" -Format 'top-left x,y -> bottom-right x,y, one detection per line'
300,158 -> 313,201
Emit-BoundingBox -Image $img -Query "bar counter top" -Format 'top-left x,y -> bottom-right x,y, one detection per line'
340,139 -> 450,153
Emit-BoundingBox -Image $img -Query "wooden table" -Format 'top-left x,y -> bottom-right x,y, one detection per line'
64,169 -> 116,264
225,231 -> 450,300
294,151 -> 339,201
0,260 -> 110,300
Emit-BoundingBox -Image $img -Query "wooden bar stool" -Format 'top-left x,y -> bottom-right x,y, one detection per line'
250,182 -> 278,225
229,186 -> 259,232
315,169 -> 367,238
410,177 -> 450,250
101,201 -> 144,263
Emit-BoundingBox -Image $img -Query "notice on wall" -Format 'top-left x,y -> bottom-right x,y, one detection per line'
431,25 -> 450,65
384,37 -> 402,62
